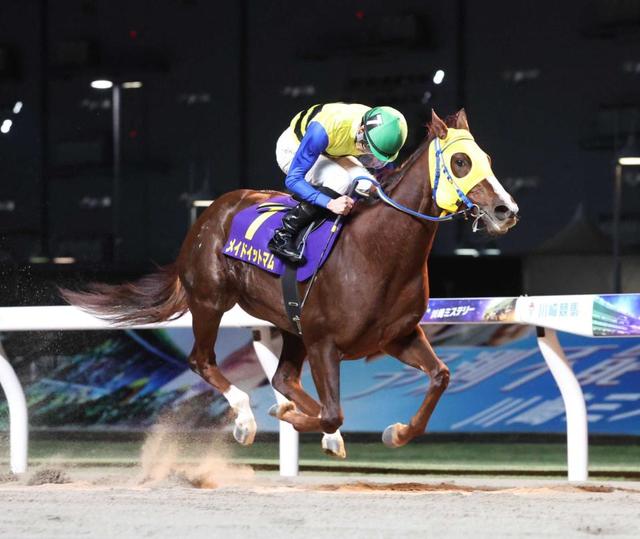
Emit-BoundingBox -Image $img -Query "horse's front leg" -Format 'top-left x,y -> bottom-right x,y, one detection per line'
381,326 -> 450,447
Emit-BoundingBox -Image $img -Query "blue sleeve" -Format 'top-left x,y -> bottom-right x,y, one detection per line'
284,122 -> 333,208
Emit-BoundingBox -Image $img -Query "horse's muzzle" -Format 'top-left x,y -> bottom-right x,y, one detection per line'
482,204 -> 519,235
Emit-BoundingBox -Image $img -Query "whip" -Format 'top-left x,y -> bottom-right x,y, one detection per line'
300,180 -> 358,310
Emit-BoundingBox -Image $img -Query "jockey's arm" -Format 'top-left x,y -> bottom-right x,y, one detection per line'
284,122 -> 333,208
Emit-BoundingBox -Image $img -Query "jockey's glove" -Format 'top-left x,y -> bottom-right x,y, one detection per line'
355,178 -> 374,198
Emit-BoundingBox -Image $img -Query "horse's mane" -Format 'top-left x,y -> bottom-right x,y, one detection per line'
377,140 -> 429,193
375,114 -> 460,194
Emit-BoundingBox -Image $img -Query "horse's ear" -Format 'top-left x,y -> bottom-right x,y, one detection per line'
454,108 -> 470,130
430,109 -> 448,139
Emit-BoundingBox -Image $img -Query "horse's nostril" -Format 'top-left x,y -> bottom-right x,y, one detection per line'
494,205 -> 514,221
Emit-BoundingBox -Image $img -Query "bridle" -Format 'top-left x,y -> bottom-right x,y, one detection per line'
360,134 -> 489,232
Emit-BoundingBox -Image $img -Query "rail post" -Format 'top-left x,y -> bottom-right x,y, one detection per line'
536,327 -> 589,481
0,342 -> 28,474
251,327 -> 299,477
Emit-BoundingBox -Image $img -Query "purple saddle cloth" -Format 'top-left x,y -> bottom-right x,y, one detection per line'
222,196 -> 343,281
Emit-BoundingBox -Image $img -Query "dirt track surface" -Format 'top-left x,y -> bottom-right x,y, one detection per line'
1,467 -> 639,539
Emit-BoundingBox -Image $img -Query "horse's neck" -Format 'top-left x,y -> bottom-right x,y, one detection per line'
369,144 -> 439,257
389,146 -> 435,215
388,142 -> 439,227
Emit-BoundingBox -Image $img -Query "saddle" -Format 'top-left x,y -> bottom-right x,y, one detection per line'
222,195 -> 344,282
223,195 -> 347,334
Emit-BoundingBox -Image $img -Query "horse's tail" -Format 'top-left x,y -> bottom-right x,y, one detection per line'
59,263 -> 188,326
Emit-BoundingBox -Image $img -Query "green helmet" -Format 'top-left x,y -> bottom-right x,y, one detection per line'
363,106 -> 408,163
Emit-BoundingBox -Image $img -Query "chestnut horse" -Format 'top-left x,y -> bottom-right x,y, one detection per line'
62,109 -> 518,457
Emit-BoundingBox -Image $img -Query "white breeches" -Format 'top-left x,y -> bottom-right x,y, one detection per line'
275,128 -> 373,195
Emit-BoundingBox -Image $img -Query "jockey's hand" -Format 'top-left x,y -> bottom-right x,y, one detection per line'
327,196 -> 355,215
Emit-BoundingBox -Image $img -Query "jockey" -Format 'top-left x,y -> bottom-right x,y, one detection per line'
268,102 -> 408,264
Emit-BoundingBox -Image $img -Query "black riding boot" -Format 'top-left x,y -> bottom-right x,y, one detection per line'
268,201 -> 325,265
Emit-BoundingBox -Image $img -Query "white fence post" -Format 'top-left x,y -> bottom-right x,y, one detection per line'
0,342 -> 28,474
536,327 -> 588,481
251,328 -> 299,477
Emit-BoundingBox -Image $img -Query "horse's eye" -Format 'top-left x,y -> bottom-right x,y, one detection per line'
455,159 -> 465,167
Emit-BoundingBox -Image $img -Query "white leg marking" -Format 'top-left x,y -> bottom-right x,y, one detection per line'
224,385 -> 257,445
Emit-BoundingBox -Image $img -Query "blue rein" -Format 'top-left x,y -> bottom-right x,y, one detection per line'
367,178 -> 465,222
356,138 -> 478,223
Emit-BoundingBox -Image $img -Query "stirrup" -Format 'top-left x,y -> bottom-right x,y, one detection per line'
268,236 -> 306,265
273,246 -> 306,265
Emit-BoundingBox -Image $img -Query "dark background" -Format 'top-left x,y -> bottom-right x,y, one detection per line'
0,0 -> 639,305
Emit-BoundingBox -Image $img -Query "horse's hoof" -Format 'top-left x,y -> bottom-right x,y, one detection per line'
268,401 -> 296,419
382,423 -> 407,448
233,417 -> 257,446
322,432 -> 346,459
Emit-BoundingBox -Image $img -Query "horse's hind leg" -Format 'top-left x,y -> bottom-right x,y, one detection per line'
381,326 -> 450,448
274,339 -> 344,437
188,299 -> 257,445
271,333 -> 346,458
272,333 -> 319,415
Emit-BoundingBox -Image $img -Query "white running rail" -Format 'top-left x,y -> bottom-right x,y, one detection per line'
2,294 -> 639,480
0,305 -> 295,475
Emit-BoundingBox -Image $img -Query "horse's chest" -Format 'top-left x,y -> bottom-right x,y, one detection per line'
346,279 -> 427,332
